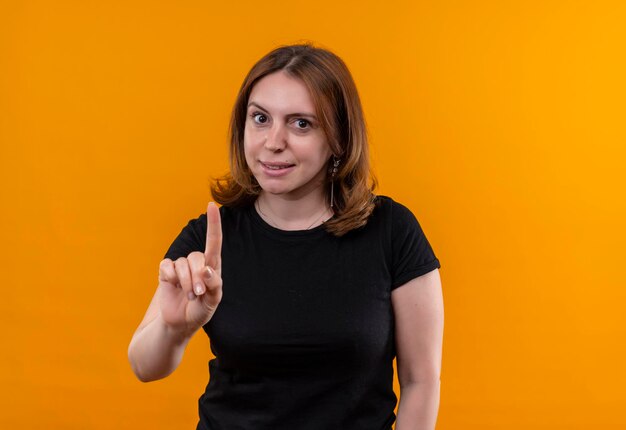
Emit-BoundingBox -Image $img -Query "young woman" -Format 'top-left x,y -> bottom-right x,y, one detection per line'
128,44 -> 444,430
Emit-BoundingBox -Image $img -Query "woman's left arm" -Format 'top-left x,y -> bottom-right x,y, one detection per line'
391,268 -> 444,430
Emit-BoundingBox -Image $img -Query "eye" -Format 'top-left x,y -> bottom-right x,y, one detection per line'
251,112 -> 268,124
294,119 -> 310,130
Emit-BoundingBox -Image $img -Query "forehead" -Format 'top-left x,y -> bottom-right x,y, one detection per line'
248,71 -> 315,114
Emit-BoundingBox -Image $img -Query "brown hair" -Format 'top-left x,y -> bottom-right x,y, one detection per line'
211,43 -> 377,236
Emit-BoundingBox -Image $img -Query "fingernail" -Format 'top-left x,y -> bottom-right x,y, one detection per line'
194,283 -> 205,295
204,266 -> 212,279
187,291 -> 196,301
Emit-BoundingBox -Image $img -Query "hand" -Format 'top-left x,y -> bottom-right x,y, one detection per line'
157,202 -> 223,335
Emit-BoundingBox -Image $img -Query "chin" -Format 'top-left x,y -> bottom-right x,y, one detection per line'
255,180 -> 290,195
263,186 -> 294,196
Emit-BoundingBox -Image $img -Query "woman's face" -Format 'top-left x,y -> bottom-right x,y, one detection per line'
244,71 -> 332,200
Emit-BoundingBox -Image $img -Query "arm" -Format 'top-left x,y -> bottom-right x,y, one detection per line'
127,283 -> 196,382
128,202 -> 223,382
391,268 -> 444,430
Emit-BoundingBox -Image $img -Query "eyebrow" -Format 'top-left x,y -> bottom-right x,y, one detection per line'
247,102 -> 318,120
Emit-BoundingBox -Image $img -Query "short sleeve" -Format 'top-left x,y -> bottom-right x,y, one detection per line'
390,200 -> 441,290
163,214 -> 207,260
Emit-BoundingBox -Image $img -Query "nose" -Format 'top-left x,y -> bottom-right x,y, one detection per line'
264,123 -> 287,152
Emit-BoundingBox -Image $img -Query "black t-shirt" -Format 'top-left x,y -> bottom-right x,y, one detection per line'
164,195 -> 441,430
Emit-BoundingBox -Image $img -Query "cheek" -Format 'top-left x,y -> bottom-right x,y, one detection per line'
243,127 -> 255,153
242,138 -> 253,167
244,125 -> 262,149
313,141 -> 332,164
243,142 -> 254,166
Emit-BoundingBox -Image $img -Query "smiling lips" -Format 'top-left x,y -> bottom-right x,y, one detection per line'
262,161 -> 295,169
260,161 -> 296,176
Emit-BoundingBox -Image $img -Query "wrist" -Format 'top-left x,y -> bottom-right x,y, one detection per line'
156,315 -> 196,346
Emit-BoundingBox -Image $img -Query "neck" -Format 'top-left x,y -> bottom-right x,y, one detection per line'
256,189 -> 332,230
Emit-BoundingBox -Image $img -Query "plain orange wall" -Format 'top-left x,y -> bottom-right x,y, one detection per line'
1,1 -> 625,429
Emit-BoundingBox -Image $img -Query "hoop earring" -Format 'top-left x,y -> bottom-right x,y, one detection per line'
330,157 -> 341,208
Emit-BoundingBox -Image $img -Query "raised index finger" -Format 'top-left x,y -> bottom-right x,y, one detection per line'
204,202 -> 222,270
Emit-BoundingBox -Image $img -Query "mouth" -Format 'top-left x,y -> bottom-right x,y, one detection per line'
260,161 -> 296,170
259,161 -> 296,177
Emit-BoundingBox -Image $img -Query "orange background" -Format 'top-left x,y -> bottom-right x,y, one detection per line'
1,1 -> 625,429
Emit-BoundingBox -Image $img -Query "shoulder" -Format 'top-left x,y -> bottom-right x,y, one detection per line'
375,196 -> 441,287
184,204 -> 245,229
373,194 -> 412,211
365,195 -> 424,247
163,204 -> 246,260
372,195 -> 418,225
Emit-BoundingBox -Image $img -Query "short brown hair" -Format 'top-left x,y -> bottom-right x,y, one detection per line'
211,43 -> 377,236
